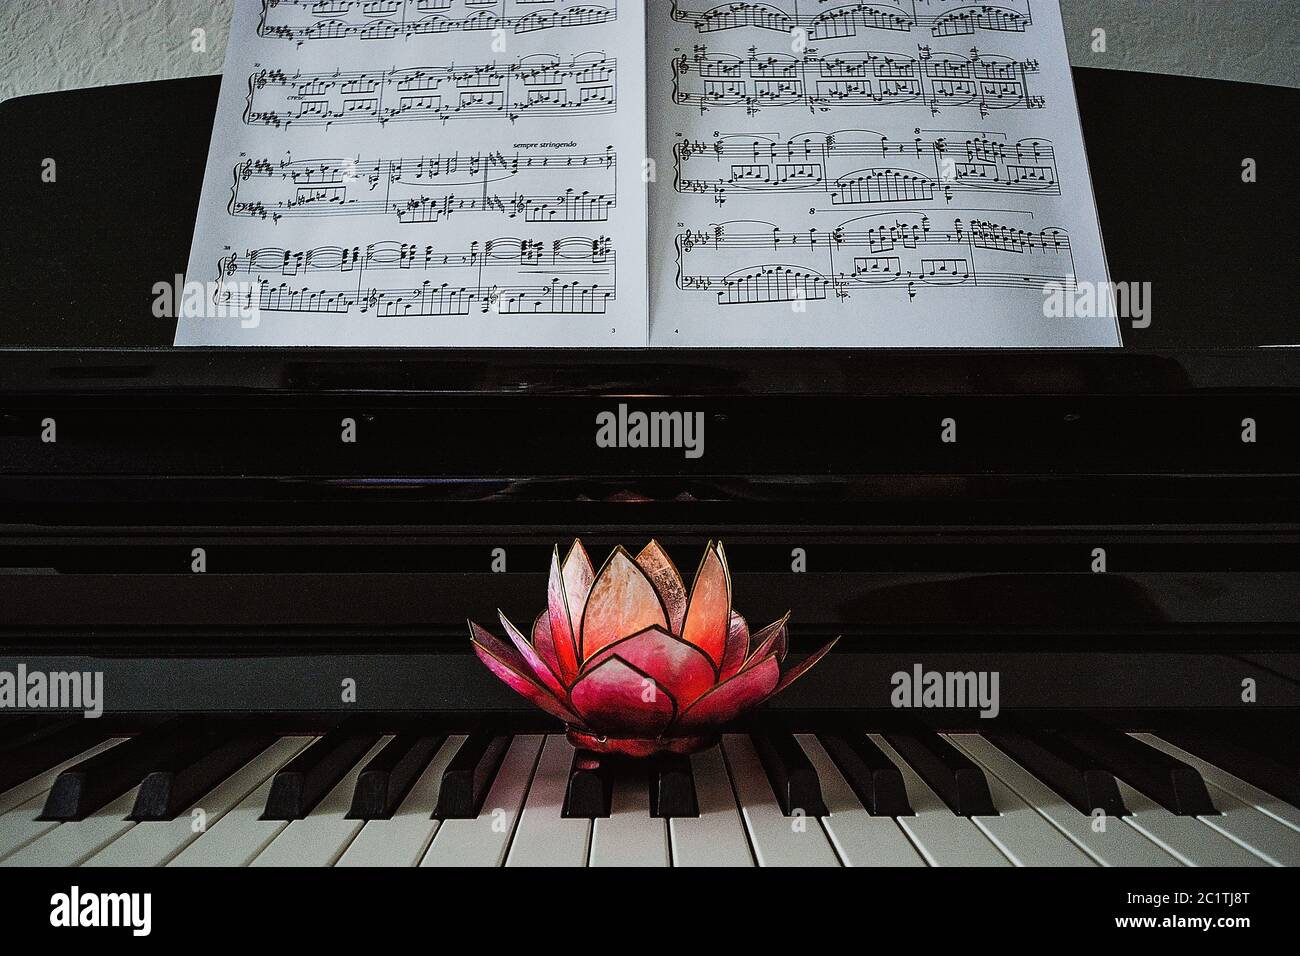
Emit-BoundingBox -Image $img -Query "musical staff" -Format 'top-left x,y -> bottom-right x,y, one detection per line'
670,0 -> 1034,40
216,236 -> 618,317
672,45 -> 1043,117
244,53 -> 618,127
675,213 -> 1076,303
674,129 -> 1058,205
229,148 -> 617,224
257,0 -> 618,42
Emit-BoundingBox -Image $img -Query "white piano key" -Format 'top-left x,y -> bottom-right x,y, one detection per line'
1,788 -> 139,867
796,734 -> 924,867
722,734 -> 839,867
669,745 -> 753,867
421,734 -> 542,867
942,734 -> 1094,867
337,735 -> 465,868
0,794 -> 60,862
1115,778 -> 1266,867
84,737 -> 310,868
1136,734 -> 1300,832
251,736 -> 390,867
1194,789 -> 1299,867
953,733 -> 1180,867
0,737 -> 126,816
589,773 -> 669,867
870,734 -> 1010,867
943,735 -> 1095,868
170,770 -> 299,866
505,735 -> 591,867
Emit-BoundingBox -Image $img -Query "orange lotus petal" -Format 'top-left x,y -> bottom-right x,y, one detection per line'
672,654 -> 780,733
570,657 -> 676,738
562,539 -> 596,619
499,611 -> 566,699
773,638 -> 840,694
582,625 -> 717,708
579,547 -> 668,661
634,540 -> 688,634
719,611 -> 750,680
546,547 -> 581,684
470,622 -> 581,724
680,541 -> 731,668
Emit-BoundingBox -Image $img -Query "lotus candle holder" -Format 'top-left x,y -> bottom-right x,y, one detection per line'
469,539 -> 837,757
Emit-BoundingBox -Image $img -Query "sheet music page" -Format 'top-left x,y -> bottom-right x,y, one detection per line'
647,0 -> 1121,347
177,0 -> 647,347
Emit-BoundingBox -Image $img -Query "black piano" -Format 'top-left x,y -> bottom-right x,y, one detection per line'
0,67 -> 1297,870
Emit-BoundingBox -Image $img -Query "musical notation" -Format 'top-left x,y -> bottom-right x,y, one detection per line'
216,236 -> 618,317
244,54 -> 617,127
257,0 -> 618,42
229,148 -> 617,224
675,213 -> 1076,304
672,45 -> 1044,117
674,129 -> 1058,206
670,0 -> 1034,40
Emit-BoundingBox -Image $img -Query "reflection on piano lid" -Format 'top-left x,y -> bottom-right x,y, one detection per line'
1,715 -> 1296,867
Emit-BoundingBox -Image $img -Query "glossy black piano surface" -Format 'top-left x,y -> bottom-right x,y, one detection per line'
0,70 -> 1297,728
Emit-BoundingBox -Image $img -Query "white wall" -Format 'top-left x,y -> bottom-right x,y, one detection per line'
1,0 -> 1297,102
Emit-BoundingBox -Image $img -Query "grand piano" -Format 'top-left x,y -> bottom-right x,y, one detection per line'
0,66 -> 1296,868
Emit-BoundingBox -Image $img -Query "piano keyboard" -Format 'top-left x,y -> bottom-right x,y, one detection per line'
0,720 -> 1296,867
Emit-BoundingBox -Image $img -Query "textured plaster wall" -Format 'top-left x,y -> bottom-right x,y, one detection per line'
1,0 -> 1297,103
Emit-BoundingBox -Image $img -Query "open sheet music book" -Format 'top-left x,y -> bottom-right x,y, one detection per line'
178,0 -> 1119,348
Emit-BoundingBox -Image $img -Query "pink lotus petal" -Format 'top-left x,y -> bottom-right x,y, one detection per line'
467,618 -> 530,672
499,611 -> 566,699
530,611 -> 563,687
672,655 -> 780,733
570,657 -> 676,737
583,625 -> 717,708
562,539 -> 596,619
773,638 -> 840,694
719,611 -> 750,680
546,547 -> 581,684
634,540 -> 688,634
579,547 -> 668,661
680,541 -> 731,668
470,622 -> 581,724
745,613 -> 790,666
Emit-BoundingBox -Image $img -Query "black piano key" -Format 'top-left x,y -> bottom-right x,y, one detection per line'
433,733 -> 511,820
563,749 -> 616,818
882,727 -> 997,817
649,752 -> 698,818
130,731 -> 277,821
1159,729 -> 1299,810
263,722 -> 381,821
751,732 -> 828,818
41,719 -> 198,821
1051,727 -> 1217,816
348,732 -> 447,820
817,733 -> 913,816
0,722 -> 108,794
986,730 -> 1128,817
